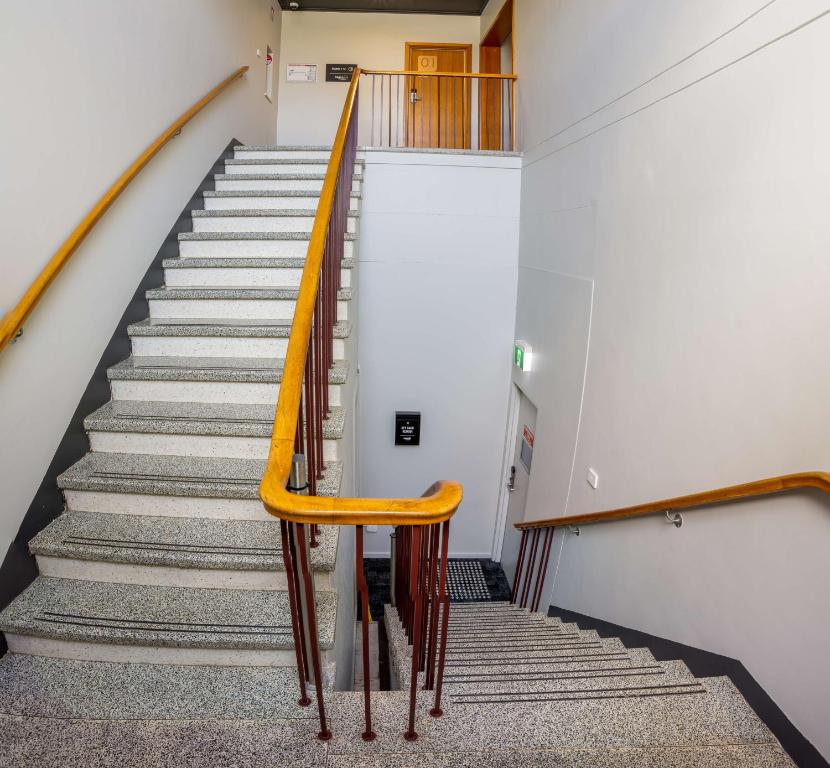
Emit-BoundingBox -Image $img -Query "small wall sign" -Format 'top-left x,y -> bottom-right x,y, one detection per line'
520,425 -> 535,472
326,64 -> 357,82
287,64 -> 317,83
395,412 -> 421,446
514,340 -> 532,372
416,54 -> 439,73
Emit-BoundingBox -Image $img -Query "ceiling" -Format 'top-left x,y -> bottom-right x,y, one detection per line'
276,0 -> 487,14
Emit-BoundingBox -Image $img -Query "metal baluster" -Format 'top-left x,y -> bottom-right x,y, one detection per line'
531,527 -> 555,613
430,519 -> 451,718
520,529 -> 541,608
404,525 -> 424,741
396,74 -> 401,147
295,523 -> 332,740
355,526 -> 377,741
304,350 -> 316,496
510,530 -> 528,604
424,522 -> 440,689
371,74 -> 376,147
280,520 -> 311,706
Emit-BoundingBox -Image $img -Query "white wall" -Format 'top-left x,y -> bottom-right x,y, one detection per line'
276,11 -> 480,145
513,0 -> 830,758
357,150 -> 520,557
0,1 -> 281,562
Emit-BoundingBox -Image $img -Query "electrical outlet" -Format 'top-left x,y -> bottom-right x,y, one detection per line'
586,468 -> 599,489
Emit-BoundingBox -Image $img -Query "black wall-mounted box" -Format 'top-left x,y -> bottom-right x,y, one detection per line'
395,411 -> 421,446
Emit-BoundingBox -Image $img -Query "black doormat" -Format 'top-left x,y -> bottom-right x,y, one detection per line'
363,558 -> 511,619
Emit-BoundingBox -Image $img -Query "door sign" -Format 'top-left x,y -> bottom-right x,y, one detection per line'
520,425 -> 534,472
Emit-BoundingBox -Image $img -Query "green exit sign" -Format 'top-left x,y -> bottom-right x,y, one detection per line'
514,340 -> 532,371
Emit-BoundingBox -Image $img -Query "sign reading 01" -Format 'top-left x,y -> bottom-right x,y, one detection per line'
326,64 -> 357,82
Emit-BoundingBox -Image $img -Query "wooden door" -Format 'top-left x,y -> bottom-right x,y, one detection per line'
405,43 -> 471,149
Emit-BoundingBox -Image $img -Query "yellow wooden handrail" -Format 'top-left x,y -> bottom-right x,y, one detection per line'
516,471 -> 830,530
0,66 -> 249,354
259,67 -> 463,526
361,68 -> 517,80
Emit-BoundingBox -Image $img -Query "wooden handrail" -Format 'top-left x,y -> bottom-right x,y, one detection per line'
361,68 -> 517,80
516,471 -> 830,530
259,67 -> 463,526
0,65 -> 249,355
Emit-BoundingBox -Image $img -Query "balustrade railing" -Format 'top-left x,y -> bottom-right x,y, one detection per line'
510,472 -> 830,614
361,69 -> 517,152
259,68 -> 463,742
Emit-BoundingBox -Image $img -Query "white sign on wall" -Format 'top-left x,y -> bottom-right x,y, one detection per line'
287,64 -> 317,83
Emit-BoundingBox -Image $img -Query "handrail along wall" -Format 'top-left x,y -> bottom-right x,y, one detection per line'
0,66 -> 250,354
510,471 -> 830,612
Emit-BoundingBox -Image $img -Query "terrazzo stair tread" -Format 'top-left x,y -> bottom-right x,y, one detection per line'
179,230 -> 358,242
57,451 -> 343,500
323,745 -> 796,768
442,651 -> 641,675
322,681 -> 782,755
0,577 -> 337,650
191,208 -> 359,218
204,189 -> 360,199
213,172 -> 364,182
84,401 -> 345,440
225,158 -> 363,166
443,660 -> 700,696
108,355 -> 348,384
145,286 -> 353,301
0,654 -> 321,721
445,629 -> 603,651
443,647 -> 663,680
28,511 -> 337,572
128,317 -> 352,339
161,256 -> 356,270
234,144 -> 333,150
445,636 -> 628,657
1,714 -> 329,768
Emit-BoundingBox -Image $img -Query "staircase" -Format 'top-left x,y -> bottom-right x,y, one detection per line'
0,145 -> 359,681
0,146 -> 799,766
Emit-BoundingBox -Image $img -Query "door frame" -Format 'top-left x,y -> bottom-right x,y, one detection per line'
404,42 -> 473,149
491,382 -> 521,560
479,0 -> 515,150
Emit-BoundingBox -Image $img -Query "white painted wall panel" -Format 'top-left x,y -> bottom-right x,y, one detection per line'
357,150 -> 520,557
0,1 -> 282,561
514,0 -> 830,757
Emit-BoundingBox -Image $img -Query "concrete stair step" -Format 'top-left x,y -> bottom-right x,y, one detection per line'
179,230 -> 357,259
162,255 -> 355,288
127,317 -> 352,359
107,355 -> 348,405
233,144 -> 334,160
0,577 -> 335,666
28,511 -> 336,589
224,158 -> 364,175
214,172 -> 363,193
0,653 -> 318,721
202,188 -> 360,213
443,659 -> 700,696
57,450 -> 342,518
83,400 -> 344,461
191,208 -> 358,234
145,286 -> 352,322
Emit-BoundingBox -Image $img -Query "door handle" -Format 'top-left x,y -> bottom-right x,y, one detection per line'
409,88 -> 422,104
506,465 -> 516,492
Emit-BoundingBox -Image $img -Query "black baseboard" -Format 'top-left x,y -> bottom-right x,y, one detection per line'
548,604 -> 828,768
0,140 -> 240,657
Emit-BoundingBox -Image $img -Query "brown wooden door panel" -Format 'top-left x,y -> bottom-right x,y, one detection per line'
405,43 -> 471,149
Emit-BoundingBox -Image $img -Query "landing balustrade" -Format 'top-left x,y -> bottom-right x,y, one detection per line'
258,69 -> 465,741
